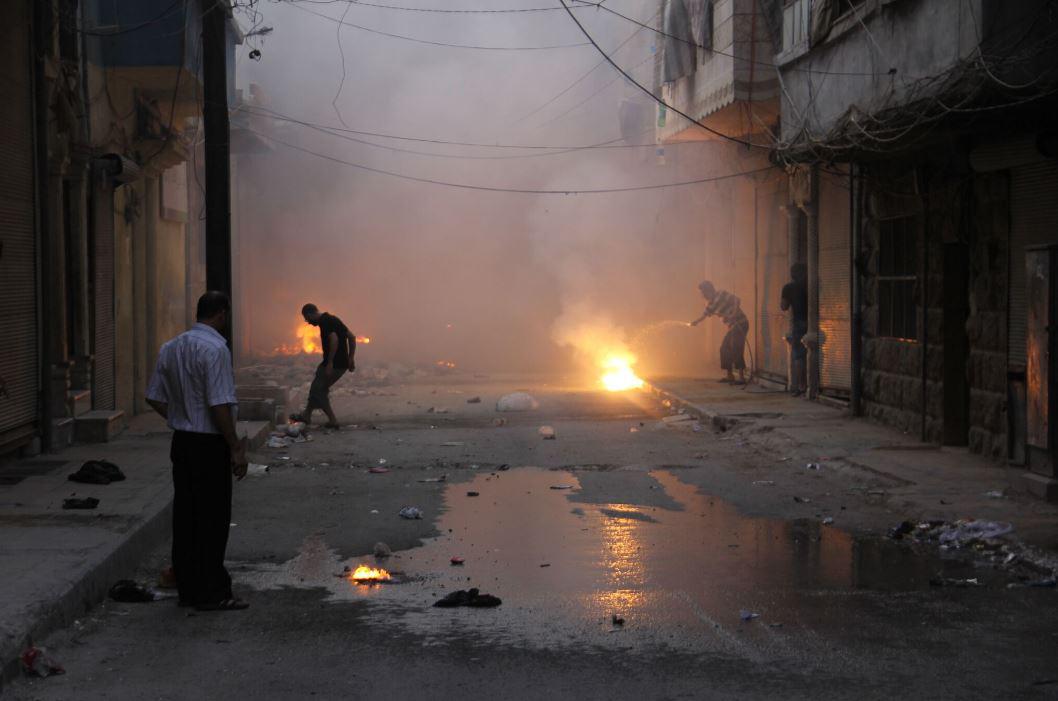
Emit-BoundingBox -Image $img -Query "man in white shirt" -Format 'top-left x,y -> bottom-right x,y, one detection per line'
146,291 -> 249,611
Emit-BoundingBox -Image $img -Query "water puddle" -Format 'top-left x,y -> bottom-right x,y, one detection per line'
235,467 -> 981,658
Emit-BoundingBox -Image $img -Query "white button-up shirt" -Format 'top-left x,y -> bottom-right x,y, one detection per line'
146,323 -> 238,434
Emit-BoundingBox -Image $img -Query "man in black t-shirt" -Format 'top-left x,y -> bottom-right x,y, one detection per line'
291,303 -> 356,428
781,263 -> 808,397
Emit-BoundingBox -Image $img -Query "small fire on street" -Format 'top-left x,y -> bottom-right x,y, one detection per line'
600,353 -> 644,392
348,565 -> 392,584
272,321 -> 321,356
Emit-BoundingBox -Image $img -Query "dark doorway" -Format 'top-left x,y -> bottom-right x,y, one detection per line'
942,242 -> 970,445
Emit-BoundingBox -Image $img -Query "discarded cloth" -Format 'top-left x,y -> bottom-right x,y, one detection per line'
433,588 -> 502,608
68,460 -> 125,485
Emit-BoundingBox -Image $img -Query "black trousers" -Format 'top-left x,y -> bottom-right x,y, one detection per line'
720,320 -> 749,371
306,364 -> 347,416
171,431 -> 233,605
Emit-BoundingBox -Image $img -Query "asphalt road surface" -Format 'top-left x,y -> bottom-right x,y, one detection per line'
10,375 -> 1058,700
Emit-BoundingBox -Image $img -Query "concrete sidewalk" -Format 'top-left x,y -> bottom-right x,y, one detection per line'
647,376 -> 1058,552
0,414 -> 271,687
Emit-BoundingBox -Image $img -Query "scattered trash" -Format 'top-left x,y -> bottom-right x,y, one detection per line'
378,459 -> 388,465
984,490 -> 1006,499
538,425 -> 556,440
822,517 -> 835,525
426,407 -> 449,414
466,491 -> 480,497
933,520 -> 1013,547
265,436 -> 290,449
450,557 -> 465,565
611,614 -> 625,626
929,577 -> 982,588
441,441 -> 465,447
369,467 -> 389,474
373,542 -> 392,558
108,579 -> 159,602
497,464 -> 511,471
496,392 -> 539,412
284,421 -> 307,438
739,610 -> 760,621
246,463 -> 269,477
805,463 -> 822,471
888,521 -> 915,540
466,396 -> 482,404
550,484 -> 573,490
793,496 -> 811,504
62,497 -> 99,510
398,506 -> 423,520
20,646 -> 64,678
1010,578 -> 1058,588
752,480 -> 775,486
629,427 -> 639,433
540,563 -> 551,568
418,474 -> 448,483
68,460 -> 125,485
492,418 -> 509,427
433,588 -> 502,608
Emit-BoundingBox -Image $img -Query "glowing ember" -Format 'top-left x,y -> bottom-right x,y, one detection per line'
435,360 -> 456,369
600,354 -> 644,392
349,564 -> 391,583
358,336 -> 372,344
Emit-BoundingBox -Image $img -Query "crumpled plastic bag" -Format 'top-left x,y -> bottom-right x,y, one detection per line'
935,520 -> 1014,547
21,646 -> 65,677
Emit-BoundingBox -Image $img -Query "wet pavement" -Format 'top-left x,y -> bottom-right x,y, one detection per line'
8,377 -> 1058,700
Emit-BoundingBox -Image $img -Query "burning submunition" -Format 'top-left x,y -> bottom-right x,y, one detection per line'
600,353 -> 644,392
273,321 -> 322,355
348,564 -> 392,584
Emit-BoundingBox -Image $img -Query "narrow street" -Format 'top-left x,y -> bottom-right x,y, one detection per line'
9,376 -> 1058,700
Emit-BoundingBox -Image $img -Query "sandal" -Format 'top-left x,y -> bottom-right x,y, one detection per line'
195,598 -> 249,612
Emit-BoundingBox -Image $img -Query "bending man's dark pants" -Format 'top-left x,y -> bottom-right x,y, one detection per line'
720,319 -> 749,371
171,431 -> 233,606
307,364 -> 347,417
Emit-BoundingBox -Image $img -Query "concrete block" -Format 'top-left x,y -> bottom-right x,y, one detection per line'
1020,472 -> 1058,503
238,421 -> 273,451
67,389 -> 92,418
74,410 -> 125,443
238,398 -> 276,422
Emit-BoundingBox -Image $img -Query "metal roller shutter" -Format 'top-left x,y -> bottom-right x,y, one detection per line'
92,180 -> 116,409
1009,161 -> 1058,369
817,169 -> 852,394
755,178 -> 789,383
0,0 -> 39,442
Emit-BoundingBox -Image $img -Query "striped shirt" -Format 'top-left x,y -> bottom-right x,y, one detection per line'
706,290 -> 748,327
146,323 -> 238,434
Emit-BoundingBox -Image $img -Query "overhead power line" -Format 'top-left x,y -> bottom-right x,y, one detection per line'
556,0 -> 770,150
278,0 -> 573,13
250,127 -> 776,194
292,3 -> 589,50
536,53 -> 655,128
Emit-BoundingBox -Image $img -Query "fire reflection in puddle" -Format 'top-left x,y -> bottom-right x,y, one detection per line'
234,467 -> 979,658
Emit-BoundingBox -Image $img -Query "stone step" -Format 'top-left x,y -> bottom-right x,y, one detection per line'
74,410 -> 125,443
238,420 -> 273,451
52,417 -> 75,448
67,389 -> 92,418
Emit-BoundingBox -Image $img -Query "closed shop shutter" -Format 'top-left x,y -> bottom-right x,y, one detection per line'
92,181 -> 116,409
755,177 -> 789,383
817,168 -> 852,394
0,0 -> 39,442
1009,161 -> 1058,369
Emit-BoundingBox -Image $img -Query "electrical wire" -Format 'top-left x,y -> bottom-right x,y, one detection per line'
556,0 -> 771,150
535,53 -> 655,128
249,127 -> 776,194
291,3 -> 590,50
331,0 -> 353,127
275,0 -> 574,13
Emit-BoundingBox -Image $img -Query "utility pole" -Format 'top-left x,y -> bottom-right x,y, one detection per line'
200,0 -> 232,334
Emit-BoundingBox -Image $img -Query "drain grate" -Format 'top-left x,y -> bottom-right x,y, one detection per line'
0,459 -> 71,486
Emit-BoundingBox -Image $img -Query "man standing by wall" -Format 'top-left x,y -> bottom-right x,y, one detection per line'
690,281 -> 750,385
782,263 -> 809,397
292,303 -> 355,429
146,291 -> 249,612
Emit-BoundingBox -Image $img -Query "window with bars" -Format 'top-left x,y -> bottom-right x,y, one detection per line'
877,216 -> 918,341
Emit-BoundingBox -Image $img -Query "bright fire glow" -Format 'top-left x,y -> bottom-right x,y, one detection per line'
272,321 -> 321,355
436,360 -> 456,369
358,336 -> 372,344
600,354 -> 644,392
349,564 -> 391,583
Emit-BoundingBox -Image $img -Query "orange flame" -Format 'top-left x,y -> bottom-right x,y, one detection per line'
349,564 -> 391,583
435,360 -> 456,369
358,336 -> 372,344
272,321 -> 321,356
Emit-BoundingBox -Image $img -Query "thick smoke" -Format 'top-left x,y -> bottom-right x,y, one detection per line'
233,0 -> 755,379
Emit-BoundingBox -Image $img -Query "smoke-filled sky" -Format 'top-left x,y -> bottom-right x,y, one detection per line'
231,0 -> 758,378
